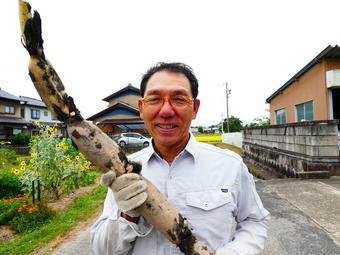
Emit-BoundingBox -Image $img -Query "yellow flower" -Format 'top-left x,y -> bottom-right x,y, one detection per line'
36,173 -> 41,177
14,169 -> 20,175
21,161 -> 26,166
75,156 -> 80,160
30,153 -> 36,157
63,146 -> 68,150
46,125 -> 51,129
66,157 -> 71,162
34,121 -> 40,126
20,166 -> 25,171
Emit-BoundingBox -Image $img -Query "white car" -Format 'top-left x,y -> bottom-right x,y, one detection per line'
112,132 -> 150,148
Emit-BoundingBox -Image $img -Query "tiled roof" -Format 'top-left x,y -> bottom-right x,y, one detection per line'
0,116 -> 31,125
0,89 -> 21,101
19,96 -> 46,107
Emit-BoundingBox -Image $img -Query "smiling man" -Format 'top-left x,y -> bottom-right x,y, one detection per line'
90,62 -> 270,255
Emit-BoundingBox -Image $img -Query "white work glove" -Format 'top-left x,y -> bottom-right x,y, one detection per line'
215,247 -> 239,255
100,171 -> 148,217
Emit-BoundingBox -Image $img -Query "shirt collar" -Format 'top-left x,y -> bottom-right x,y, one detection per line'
144,133 -> 199,163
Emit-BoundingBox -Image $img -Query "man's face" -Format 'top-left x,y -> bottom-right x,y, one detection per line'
138,71 -> 200,150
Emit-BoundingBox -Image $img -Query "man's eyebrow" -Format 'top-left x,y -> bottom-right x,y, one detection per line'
146,88 -> 190,95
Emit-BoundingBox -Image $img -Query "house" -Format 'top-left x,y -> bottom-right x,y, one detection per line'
0,88 -> 63,140
266,45 -> 340,126
0,88 -> 31,140
87,84 -> 146,136
19,96 -> 64,136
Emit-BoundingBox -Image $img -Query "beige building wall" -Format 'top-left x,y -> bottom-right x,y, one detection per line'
270,58 -> 340,124
93,114 -> 139,124
0,100 -> 21,118
108,95 -> 140,108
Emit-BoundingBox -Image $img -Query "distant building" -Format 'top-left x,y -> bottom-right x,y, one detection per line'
266,45 -> 340,126
0,88 -> 63,140
19,95 -> 64,136
88,84 -> 146,136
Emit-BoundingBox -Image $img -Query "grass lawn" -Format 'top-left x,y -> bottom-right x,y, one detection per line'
194,134 -> 222,142
0,185 -> 107,255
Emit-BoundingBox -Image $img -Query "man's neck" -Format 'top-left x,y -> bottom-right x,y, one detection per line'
154,135 -> 190,163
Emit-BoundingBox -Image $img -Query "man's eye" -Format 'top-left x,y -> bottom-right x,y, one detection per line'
173,97 -> 187,103
147,97 -> 162,103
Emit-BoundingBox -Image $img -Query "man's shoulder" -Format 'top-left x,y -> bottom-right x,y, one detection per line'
195,141 -> 242,162
127,146 -> 152,163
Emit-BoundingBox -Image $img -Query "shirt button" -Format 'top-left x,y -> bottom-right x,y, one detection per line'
205,203 -> 208,207
169,176 -> 173,180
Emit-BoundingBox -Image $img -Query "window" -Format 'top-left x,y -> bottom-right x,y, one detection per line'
44,111 -> 48,117
5,106 -> 15,114
275,108 -> 286,124
31,109 -> 40,119
296,101 -> 314,122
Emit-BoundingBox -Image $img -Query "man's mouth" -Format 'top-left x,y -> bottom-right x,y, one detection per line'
157,124 -> 177,129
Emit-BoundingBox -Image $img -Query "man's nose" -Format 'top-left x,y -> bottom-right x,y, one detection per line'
159,100 -> 175,118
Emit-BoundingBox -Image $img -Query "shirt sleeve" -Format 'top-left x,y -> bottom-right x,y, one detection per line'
90,188 -> 153,255
223,162 -> 270,255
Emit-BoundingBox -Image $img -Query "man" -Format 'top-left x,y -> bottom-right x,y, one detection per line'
90,62 -> 270,255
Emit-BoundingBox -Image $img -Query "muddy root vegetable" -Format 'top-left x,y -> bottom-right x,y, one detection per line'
18,1 -> 214,254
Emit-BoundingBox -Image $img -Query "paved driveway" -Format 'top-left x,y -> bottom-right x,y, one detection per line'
52,178 -> 340,255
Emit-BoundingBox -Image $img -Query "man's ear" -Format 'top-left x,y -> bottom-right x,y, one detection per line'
192,98 -> 200,120
138,99 -> 144,119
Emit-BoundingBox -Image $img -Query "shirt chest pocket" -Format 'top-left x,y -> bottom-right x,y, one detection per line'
183,188 -> 235,218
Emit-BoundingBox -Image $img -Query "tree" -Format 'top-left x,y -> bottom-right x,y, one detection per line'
222,116 -> 243,133
245,116 -> 270,127
197,126 -> 204,133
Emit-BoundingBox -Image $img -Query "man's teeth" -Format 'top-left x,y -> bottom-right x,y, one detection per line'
158,124 -> 175,129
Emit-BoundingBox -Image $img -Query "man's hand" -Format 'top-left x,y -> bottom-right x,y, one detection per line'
215,247 -> 239,255
100,171 -> 148,217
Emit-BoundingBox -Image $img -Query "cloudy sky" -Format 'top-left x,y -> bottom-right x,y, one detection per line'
1,0 -> 339,126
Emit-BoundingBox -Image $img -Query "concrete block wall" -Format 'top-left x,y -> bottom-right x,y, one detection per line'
243,120 -> 340,177
243,120 -> 339,157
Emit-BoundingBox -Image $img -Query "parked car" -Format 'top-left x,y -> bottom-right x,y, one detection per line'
112,133 -> 150,148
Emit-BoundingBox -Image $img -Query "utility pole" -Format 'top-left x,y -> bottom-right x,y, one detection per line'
225,82 -> 231,133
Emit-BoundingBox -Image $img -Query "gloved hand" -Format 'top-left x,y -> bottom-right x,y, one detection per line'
215,247 -> 239,255
100,171 -> 148,217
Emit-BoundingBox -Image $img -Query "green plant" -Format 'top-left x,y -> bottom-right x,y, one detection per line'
0,142 -> 17,168
0,193 -> 55,234
0,193 -> 33,225
10,206 -> 55,233
0,171 -> 23,199
18,123 -> 97,199
0,185 -> 106,255
12,133 -> 31,146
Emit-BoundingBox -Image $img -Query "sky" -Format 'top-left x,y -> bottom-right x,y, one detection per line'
1,0 -> 340,127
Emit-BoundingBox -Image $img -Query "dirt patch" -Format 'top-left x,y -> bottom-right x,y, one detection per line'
46,180 -> 100,212
0,225 -> 16,243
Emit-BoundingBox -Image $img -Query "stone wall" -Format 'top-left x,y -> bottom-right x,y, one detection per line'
243,120 -> 340,178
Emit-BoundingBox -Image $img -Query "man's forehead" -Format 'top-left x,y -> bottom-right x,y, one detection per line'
145,71 -> 191,94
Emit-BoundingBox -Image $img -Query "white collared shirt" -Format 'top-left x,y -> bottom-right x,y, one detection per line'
90,135 -> 270,255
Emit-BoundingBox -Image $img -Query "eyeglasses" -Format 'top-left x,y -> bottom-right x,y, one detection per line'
140,95 -> 194,108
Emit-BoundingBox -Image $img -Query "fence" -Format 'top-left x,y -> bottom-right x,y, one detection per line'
242,120 -> 340,178
222,132 -> 242,148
